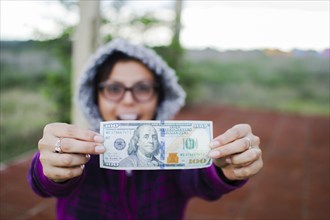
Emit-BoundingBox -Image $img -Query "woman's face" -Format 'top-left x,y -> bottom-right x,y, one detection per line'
98,60 -> 158,121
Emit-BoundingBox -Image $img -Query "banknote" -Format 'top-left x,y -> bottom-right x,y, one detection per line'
100,120 -> 213,170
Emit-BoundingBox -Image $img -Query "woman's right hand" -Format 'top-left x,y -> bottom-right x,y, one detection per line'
38,123 -> 105,182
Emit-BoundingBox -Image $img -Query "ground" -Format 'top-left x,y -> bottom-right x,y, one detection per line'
1,105 -> 329,220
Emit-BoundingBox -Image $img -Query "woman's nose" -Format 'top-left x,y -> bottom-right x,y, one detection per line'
121,90 -> 135,104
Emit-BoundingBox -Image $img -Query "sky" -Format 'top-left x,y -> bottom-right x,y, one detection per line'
0,0 -> 329,51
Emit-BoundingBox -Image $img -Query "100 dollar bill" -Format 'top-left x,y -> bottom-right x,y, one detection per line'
100,120 -> 213,170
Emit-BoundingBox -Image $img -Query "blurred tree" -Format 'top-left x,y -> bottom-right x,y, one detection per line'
38,26 -> 73,123
100,0 -> 168,44
153,0 -> 198,103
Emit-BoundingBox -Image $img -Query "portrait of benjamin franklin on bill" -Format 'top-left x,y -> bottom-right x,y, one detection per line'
119,124 -> 163,167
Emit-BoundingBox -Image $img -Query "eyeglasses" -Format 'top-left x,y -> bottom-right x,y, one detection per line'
98,81 -> 158,103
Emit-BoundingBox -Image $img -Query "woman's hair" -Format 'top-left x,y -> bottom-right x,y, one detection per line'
93,51 -> 165,111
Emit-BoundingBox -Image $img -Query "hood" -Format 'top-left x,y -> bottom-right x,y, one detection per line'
77,38 -> 186,131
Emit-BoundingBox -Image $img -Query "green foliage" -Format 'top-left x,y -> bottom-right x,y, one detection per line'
0,34 -> 72,123
184,54 -> 329,116
101,1 -> 168,44
0,63 -> 43,90
0,89 -> 57,163
41,70 -> 71,123
37,27 -> 73,123
0,41 -> 52,91
130,14 -> 162,27
153,45 -> 199,103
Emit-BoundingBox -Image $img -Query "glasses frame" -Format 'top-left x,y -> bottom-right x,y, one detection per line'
98,81 -> 158,103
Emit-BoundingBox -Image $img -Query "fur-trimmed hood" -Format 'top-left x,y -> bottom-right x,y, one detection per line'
77,38 -> 186,131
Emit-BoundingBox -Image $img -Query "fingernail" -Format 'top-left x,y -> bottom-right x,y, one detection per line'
208,150 -> 220,158
225,158 -> 231,164
209,140 -> 220,149
95,145 -> 105,153
80,164 -> 85,169
94,135 -> 104,143
85,154 -> 91,159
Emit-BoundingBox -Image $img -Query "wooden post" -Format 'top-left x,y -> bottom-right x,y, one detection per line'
173,0 -> 183,45
71,0 -> 100,128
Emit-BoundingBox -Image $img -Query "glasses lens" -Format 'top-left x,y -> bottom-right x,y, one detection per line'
132,83 -> 155,102
103,83 -> 124,101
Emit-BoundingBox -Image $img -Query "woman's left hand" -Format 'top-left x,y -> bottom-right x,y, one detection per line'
208,124 -> 263,181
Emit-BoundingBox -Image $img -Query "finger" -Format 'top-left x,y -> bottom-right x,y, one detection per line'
227,148 -> 262,165
208,137 -> 251,159
44,123 -> 103,143
210,124 -> 251,149
39,135 -> 105,155
43,164 -> 85,182
41,152 -> 91,168
60,138 -> 105,154
233,157 -> 264,180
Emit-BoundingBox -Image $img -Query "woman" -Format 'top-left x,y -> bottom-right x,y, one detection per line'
28,39 -> 263,219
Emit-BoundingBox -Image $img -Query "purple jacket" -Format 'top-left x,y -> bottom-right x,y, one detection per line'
28,152 -> 246,220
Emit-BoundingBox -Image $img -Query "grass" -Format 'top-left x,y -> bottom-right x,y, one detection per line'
0,88 -> 57,163
184,57 -> 330,117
